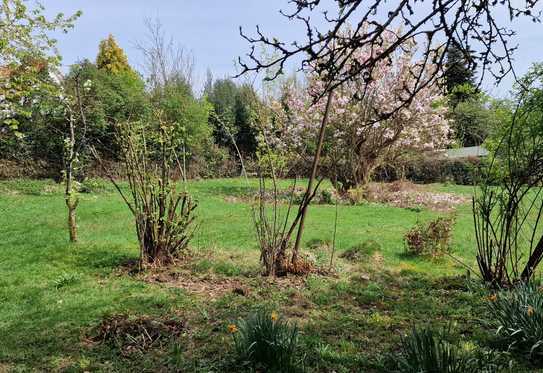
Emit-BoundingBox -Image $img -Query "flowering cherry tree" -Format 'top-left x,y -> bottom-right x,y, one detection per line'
267,28 -> 450,192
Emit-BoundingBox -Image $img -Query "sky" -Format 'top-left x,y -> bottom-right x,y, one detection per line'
43,0 -> 543,97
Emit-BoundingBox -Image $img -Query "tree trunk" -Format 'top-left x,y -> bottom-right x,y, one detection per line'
65,112 -> 78,243
67,202 -> 78,242
292,91 -> 334,264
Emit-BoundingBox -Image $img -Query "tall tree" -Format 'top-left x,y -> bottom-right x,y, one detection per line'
445,44 -> 475,93
96,34 -> 134,75
445,44 -> 477,106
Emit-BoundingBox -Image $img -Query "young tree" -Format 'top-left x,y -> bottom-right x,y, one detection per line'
60,70 -> 91,242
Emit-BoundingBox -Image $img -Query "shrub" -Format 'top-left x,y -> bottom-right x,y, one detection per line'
390,326 -> 508,372
486,283 -> 543,360
404,216 -> 455,257
374,155 -> 481,185
94,115 -> 198,266
229,309 -> 302,372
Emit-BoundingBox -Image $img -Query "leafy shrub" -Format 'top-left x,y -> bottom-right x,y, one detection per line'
486,283 -> 543,360
404,216 -> 455,257
389,326 -> 508,372
229,309 -> 302,372
319,189 -> 335,204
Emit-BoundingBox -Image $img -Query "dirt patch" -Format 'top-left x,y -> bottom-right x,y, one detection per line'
89,314 -> 185,356
365,181 -> 468,211
146,270 -> 248,298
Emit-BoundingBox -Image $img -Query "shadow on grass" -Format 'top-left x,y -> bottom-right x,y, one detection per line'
73,244 -> 138,271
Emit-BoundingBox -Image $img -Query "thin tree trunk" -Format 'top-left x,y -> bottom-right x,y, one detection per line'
65,112 -> 78,243
292,91 -> 334,263
67,203 -> 78,242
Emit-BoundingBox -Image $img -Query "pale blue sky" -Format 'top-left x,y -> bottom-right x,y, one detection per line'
44,1 -> 543,97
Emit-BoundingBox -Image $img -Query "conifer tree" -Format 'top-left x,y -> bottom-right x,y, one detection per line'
96,34 -> 133,74
445,43 -> 476,105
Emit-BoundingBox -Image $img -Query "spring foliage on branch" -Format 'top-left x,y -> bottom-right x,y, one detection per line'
267,27 -> 450,191
0,0 -> 80,135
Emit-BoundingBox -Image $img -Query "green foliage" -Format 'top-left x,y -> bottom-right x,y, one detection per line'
485,64 -> 543,168
110,116 -> 199,264
0,0 -> 80,134
206,78 -> 261,156
230,309 -> 301,372
389,326 -> 505,373
65,60 -> 148,159
445,43 -> 476,104
443,44 -> 501,147
79,177 -> 111,194
404,216 -> 455,257
474,63 -> 543,286
449,89 -> 502,147
487,283 -> 543,360
156,80 -> 212,158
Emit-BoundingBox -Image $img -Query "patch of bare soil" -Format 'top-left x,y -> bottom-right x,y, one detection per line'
146,270 -> 248,298
142,266 -> 312,300
88,314 -> 185,357
365,181 -> 469,211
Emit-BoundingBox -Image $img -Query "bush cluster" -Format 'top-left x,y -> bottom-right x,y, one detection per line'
374,155 -> 482,185
404,216 -> 456,257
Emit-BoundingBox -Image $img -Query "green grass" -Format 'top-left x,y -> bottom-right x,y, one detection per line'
0,178 -> 524,372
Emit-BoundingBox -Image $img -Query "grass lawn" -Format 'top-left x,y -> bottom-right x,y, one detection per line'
0,178 -> 524,372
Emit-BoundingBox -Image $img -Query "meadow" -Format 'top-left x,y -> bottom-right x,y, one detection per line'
0,178 -> 504,372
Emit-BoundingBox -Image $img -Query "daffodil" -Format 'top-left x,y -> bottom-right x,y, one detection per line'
227,324 -> 238,333
528,306 -> 535,317
271,311 -> 278,321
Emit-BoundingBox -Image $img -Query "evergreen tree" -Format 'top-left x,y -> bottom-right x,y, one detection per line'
444,43 -> 476,105
96,34 -> 134,75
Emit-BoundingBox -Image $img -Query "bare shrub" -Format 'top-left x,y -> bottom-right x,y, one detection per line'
474,68 -> 543,287
93,110 -> 197,266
